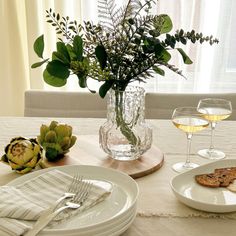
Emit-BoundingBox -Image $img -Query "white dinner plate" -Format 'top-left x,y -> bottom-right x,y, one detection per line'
7,165 -> 139,235
60,206 -> 137,236
171,159 -> 236,213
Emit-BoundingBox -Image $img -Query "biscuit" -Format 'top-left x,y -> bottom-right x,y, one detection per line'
195,167 -> 236,188
195,173 -> 221,188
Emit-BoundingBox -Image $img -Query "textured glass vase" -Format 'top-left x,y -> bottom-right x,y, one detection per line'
99,86 -> 152,161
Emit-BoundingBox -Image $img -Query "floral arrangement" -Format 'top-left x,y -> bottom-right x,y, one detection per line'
32,0 -> 218,97
31,0 -> 218,154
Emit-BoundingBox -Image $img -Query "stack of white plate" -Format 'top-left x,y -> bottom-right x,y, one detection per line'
8,165 -> 139,236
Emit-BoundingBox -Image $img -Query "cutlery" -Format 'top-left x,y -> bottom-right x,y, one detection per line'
24,175 -> 92,236
31,172 -> 82,227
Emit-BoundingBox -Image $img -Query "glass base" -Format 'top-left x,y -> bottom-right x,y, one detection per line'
198,149 -> 225,160
172,162 -> 199,173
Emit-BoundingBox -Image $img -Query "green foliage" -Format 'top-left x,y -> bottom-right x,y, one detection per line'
43,69 -> 67,87
153,14 -> 173,34
33,34 -> 44,58
73,35 -> 83,60
32,0 -> 219,96
177,48 -> 193,64
95,45 -> 108,70
31,58 -> 49,68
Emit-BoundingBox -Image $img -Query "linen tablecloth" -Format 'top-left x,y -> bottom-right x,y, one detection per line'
0,117 -> 236,236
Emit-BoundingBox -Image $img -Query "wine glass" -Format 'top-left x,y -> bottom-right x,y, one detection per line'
197,98 -> 232,160
172,107 -> 209,173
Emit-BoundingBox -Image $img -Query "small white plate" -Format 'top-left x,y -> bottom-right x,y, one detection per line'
170,159 -> 236,213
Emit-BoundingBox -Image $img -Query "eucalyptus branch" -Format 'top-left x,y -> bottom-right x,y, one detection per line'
46,10 -> 73,41
158,61 -> 186,78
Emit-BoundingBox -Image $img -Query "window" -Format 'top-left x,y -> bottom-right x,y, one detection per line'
32,0 -> 236,94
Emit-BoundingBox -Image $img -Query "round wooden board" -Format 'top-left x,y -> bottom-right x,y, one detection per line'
40,135 -> 164,179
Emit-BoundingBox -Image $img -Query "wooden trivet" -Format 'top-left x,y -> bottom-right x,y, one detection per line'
40,135 -> 164,179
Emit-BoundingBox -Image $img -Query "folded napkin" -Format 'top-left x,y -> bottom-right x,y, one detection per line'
0,169 -> 112,236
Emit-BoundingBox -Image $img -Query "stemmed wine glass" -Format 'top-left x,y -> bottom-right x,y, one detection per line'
197,98 -> 232,160
172,107 -> 209,173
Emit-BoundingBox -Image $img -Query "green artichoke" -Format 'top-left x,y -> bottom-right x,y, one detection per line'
37,121 -> 77,162
1,137 -> 43,174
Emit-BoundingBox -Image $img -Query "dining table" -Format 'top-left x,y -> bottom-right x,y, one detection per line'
0,116 -> 236,236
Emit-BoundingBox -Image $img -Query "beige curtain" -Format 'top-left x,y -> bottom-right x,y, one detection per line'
0,0 -> 82,116
0,0 -> 235,116
154,0 -> 235,94
0,0 -> 29,116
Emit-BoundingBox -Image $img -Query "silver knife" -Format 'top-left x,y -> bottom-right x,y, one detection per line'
24,193 -> 74,236
24,210 -> 59,236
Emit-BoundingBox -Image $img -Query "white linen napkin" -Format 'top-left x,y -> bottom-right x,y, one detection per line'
0,169 -> 112,236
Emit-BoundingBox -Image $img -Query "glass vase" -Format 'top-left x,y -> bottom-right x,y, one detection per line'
99,86 -> 152,161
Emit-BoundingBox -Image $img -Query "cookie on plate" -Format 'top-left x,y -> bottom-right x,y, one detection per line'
195,173 -> 221,188
195,169 -> 236,188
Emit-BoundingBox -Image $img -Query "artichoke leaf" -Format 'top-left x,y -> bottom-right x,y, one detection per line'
49,121 -> 58,130
8,160 -> 25,170
33,143 -> 41,155
45,147 -> 60,162
40,125 -> 50,141
55,125 -> 70,138
17,167 -> 32,174
1,154 -> 9,164
45,130 -> 57,143
60,137 -> 71,150
25,155 -> 41,168
70,136 -> 77,148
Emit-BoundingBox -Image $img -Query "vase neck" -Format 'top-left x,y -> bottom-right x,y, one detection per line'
107,86 -> 145,123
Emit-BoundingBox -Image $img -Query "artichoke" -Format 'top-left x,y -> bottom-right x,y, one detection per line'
1,137 -> 43,174
37,121 -> 77,162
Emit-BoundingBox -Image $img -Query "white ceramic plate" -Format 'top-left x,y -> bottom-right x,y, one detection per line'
7,165 -> 139,235
60,206 -> 137,236
171,159 -> 236,213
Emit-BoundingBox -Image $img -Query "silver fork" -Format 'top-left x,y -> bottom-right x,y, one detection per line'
24,180 -> 92,236
47,172 -> 83,212
31,172 -> 82,224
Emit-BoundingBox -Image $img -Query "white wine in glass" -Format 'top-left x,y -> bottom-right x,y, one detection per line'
197,98 -> 232,160
172,107 -> 209,173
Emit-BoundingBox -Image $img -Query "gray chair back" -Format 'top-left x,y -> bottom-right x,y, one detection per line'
24,90 -> 107,118
25,90 -> 236,120
145,93 -> 236,120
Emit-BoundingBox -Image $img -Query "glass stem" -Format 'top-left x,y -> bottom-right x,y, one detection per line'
185,133 -> 193,167
209,122 -> 217,151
